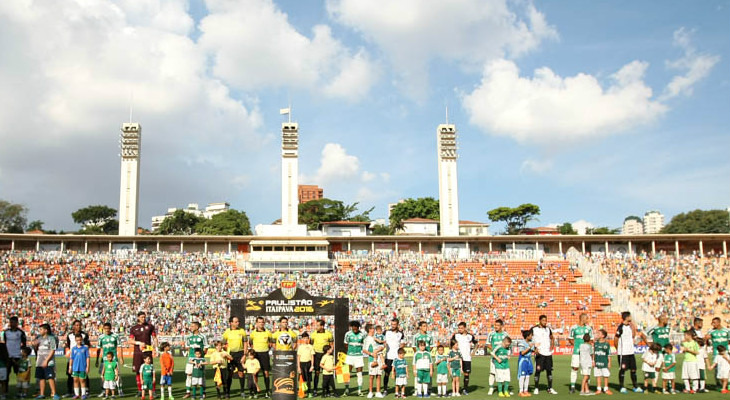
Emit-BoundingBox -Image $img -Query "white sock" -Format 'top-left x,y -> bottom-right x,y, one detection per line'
692,380 -> 698,391
423,384 -> 429,395
489,373 -> 495,387
75,388 -> 80,396
357,372 -> 363,390
604,386 -> 609,392
570,370 -> 577,386
684,380 -> 690,390
700,380 -> 705,390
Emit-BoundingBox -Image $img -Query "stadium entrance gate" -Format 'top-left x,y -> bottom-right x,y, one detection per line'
230,281 -> 349,400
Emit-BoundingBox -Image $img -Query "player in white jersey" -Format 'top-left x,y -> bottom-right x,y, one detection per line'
450,322 -> 477,395
614,311 -> 647,393
382,318 -> 404,396
532,315 -> 557,395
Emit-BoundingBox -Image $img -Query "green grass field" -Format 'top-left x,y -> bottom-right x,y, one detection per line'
5,356 -> 726,399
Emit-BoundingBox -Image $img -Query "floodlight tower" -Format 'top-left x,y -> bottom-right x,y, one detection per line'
118,123 -> 141,236
437,115 -> 459,236
281,110 -> 299,227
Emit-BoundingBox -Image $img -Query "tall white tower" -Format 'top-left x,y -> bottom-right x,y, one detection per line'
281,120 -> 299,226
118,123 -> 141,236
437,122 -> 459,236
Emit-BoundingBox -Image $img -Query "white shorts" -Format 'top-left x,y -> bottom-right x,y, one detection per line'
662,372 -> 675,380
718,363 -> 730,380
594,368 -> 610,378
0,368 -> 6,381
571,355 -> 581,369
368,362 -> 382,376
681,362 -> 699,380
437,374 -> 448,384
191,377 -> 203,386
395,377 -> 407,386
345,355 -> 364,369
581,367 -> 592,376
495,369 -> 510,383
103,380 -> 117,390
185,363 -> 194,375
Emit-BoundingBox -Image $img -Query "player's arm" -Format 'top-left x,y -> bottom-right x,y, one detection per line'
68,350 -> 73,373
152,328 -> 159,355
613,328 -> 620,349
95,342 -> 102,366
549,329 -> 555,352
85,349 -> 90,373
567,328 -> 574,347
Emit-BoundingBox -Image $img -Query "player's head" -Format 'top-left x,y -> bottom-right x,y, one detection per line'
137,311 -> 147,324
583,333 -> 591,343
279,317 -> 288,329
21,346 -> 32,358
521,328 -> 533,340
418,321 -> 427,332
247,349 -> 256,358
649,343 -> 661,353
495,319 -> 504,331
502,337 -> 512,348
72,319 -> 82,332
256,316 -> 265,329
658,313 -> 668,326
323,344 -> 332,354
718,345 -> 727,355
390,318 -> 399,330
160,342 -> 171,352
693,317 -> 703,329
365,323 -> 374,334
229,316 -> 240,329
711,317 -> 722,329
684,329 -> 694,340
437,345 -> 444,354
397,348 -> 405,358
300,332 -> 309,343
9,316 -> 19,329
317,319 -> 326,331
103,322 -> 112,334
214,340 -> 223,349
106,351 -> 114,360
597,329 -> 607,340
190,321 -> 201,332
621,311 -> 632,324
349,320 -> 361,332
417,340 -> 426,349
375,325 -> 383,333
695,337 -> 705,346
75,335 -> 83,345
538,315 -> 547,327
195,348 -> 203,357
457,322 -> 466,333
450,340 -> 459,350
39,323 -> 51,335
144,354 -> 153,363
579,313 -> 588,325
663,344 -> 673,353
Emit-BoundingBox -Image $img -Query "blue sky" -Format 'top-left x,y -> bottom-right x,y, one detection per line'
0,0 -> 728,233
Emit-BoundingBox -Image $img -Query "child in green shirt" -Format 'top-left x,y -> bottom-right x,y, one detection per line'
491,337 -> 512,398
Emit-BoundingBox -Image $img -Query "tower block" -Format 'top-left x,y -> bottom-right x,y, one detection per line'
118,123 -> 141,236
437,123 -> 459,236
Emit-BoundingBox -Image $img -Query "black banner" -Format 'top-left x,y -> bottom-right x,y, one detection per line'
271,350 -> 297,400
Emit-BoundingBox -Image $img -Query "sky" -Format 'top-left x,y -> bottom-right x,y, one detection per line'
0,0 -> 728,233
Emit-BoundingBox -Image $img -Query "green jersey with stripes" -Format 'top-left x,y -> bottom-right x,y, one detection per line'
569,325 -> 594,355
709,328 -> 730,356
663,353 -> 676,372
98,334 -> 120,360
186,333 -> 208,359
435,354 -> 449,374
344,330 -> 365,356
593,341 -> 610,368
413,332 -> 433,351
413,350 -> 432,371
487,331 -> 508,354
393,358 -> 408,378
647,326 -> 671,348
493,347 -> 509,369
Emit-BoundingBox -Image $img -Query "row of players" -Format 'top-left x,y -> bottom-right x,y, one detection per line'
2,312 -> 730,399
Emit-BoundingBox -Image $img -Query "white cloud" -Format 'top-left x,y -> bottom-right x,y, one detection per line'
199,0 -> 378,100
661,27 -> 720,100
361,171 -> 376,182
306,143 -> 361,184
326,0 -> 557,98
520,158 -> 553,174
462,59 -> 667,143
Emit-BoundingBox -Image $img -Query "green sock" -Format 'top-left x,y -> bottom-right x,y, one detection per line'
497,382 -> 503,393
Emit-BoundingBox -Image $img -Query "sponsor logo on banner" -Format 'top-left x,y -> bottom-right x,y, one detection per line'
281,281 -> 297,300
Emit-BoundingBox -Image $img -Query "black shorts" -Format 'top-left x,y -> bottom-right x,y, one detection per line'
133,351 -> 153,373
229,351 -> 244,373
255,351 -> 271,372
313,352 -> 324,372
462,361 -> 472,374
7,358 -> 21,375
384,358 -> 394,371
618,354 -> 637,371
535,355 -> 553,372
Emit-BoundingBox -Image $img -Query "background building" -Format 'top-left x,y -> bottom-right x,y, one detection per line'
118,123 -> 141,236
399,218 -> 438,235
459,220 -> 490,236
320,221 -> 369,237
151,202 -> 229,232
643,210 -> 665,234
622,216 -> 644,235
298,184 -> 323,204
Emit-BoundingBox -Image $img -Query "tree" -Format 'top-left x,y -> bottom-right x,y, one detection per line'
486,203 -> 540,235
586,226 -> 620,235
196,209 -> 253,235
27,220 -> 45,232
661,209 -> 730,234
156,209 -> 205,235
0,200 -> 28,233
557,222 -> 577,235
389,197 -> 440,231
299,198 -> 373,230
370,224 -> 390,235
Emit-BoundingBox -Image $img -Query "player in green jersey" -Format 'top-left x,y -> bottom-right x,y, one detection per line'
706,317 -> 730,391
95,323 -> 124,397
344,321 -> 366,396
593,329 -> 612,395
184,322 -> 208,398
568,313 -> 593,394
486,319 -> 508,396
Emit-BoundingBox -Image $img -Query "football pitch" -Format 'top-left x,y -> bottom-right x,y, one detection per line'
6,356 -> 726,399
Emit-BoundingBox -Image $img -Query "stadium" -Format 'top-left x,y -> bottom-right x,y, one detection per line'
1,2 -> 730,400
